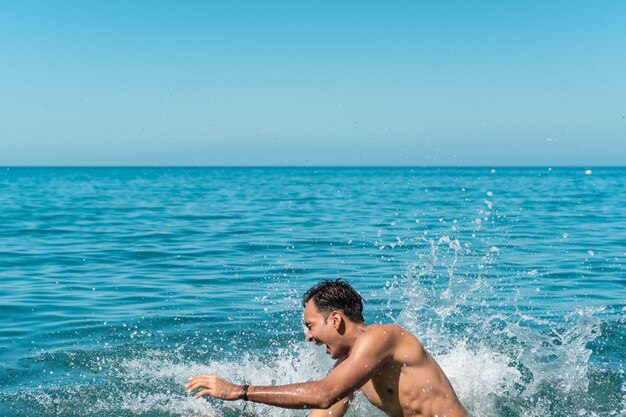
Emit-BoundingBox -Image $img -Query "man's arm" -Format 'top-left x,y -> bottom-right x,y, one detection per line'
186,327 -> 392,409
308,357 -> 354,417
308,393 -> 354,417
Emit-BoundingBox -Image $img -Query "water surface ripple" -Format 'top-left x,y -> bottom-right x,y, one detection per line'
0,167 -> 624,416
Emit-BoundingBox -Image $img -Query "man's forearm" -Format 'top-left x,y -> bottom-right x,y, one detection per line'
244,381 -> 340,409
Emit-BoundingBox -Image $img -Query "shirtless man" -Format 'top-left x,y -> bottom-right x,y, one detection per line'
187,279 -> 469,417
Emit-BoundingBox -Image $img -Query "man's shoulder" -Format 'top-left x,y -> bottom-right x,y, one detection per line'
356,323 -> 405,347
365,323 -> 407,335
357,324 -> 427,366
349,324 -> 422,366
359,324 -> 424,350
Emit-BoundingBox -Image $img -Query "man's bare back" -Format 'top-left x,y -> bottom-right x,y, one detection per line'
186,279 -> 468,417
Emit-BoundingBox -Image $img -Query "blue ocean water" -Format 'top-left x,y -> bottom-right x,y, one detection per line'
0,167 -> 624,417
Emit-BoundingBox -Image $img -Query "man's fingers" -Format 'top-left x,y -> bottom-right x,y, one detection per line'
186,375 -> 212,390
194,389 -> 212,400
187,381 -> 208,393
187,375 -> 208,385
186,375 -> 222,395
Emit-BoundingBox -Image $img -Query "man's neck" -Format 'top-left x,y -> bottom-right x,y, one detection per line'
344,322 -> 369,355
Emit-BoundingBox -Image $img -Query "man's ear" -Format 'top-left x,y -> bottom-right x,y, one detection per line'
330,311 -> 343,329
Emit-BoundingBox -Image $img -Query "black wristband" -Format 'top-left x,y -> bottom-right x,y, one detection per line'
241,384 -> 249,401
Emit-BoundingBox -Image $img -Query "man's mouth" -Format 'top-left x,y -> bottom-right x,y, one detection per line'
313,340 -> 331,354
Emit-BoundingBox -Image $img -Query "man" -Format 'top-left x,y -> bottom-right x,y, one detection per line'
187,279 -> 469,417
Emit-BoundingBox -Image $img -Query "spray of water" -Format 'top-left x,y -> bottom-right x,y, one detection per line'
378,229 -> 616,417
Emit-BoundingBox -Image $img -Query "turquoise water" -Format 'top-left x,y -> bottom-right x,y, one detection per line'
0,167 -> 624,417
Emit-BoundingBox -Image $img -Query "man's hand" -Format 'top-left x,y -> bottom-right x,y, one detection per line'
186,375 -> 243,401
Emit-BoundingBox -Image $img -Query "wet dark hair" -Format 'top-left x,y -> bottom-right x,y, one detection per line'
302,279 -> 364,323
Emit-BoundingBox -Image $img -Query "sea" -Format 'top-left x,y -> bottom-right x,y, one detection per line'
0,167 -> 624,417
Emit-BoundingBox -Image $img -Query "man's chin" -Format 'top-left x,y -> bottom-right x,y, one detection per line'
325,345 -> 340,359
329,348 -> 349,360
327,348 -> 345,360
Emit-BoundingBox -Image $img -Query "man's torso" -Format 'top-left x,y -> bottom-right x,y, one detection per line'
355,324 -> 468,417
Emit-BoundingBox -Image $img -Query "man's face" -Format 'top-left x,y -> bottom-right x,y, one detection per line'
303,299 -> 341,359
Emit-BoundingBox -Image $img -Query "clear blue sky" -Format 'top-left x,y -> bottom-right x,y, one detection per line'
1,1 -> 624,166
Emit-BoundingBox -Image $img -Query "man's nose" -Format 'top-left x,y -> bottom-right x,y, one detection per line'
305,330 -> 313,342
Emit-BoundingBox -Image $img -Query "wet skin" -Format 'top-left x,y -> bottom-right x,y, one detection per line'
187,300 -> 469,417
342,325 -> 467,417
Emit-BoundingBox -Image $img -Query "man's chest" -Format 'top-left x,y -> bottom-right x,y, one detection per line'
358,365 -> 402,411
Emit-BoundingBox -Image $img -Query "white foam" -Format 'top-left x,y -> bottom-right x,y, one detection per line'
438,342 -> 522,415
108,345 -> 382,417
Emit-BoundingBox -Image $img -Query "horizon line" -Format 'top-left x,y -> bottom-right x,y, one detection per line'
2,165 -> 624,169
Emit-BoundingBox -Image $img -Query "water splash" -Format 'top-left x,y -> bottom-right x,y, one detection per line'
380,229 -> 619,417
